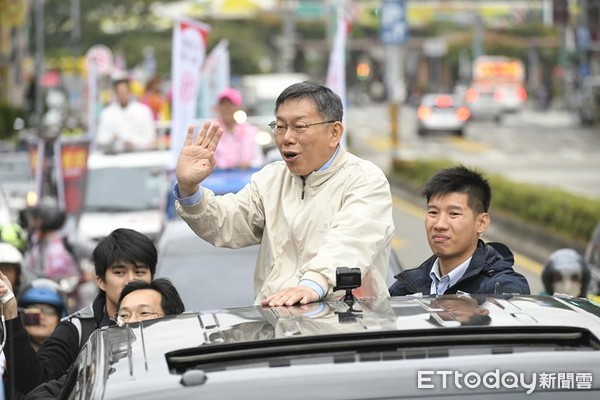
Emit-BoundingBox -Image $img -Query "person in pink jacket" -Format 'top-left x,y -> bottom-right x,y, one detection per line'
214,88 -> 262,169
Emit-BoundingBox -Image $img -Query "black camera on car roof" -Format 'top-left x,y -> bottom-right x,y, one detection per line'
334,267 -> 361,291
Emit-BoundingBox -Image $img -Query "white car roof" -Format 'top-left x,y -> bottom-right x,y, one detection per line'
87,150 -> 172,169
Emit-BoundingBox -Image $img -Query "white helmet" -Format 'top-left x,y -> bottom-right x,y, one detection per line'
0,243 -> 24,265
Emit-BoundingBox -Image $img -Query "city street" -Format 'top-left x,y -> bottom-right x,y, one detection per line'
347,102 -> 600,199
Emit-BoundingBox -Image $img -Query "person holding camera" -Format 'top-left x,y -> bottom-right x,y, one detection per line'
22,278 -> 186,399
174,81 -> 395,307
17,279 -> 68,352
0,228 -> 157,396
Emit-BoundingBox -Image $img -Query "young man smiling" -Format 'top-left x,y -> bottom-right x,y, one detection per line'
0,228 -> 157,395
174,81 -> 394,307
389,165 -> 530,296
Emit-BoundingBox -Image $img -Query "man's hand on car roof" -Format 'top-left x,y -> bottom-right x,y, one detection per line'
262,286 -> 320,307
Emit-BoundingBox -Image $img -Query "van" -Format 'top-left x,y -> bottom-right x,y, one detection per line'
76,150 -> 170,246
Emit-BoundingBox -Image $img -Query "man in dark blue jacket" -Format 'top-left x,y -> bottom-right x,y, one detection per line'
389,165 -> 530,296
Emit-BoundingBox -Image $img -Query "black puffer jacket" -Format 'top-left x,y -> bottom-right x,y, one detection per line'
389,240 -> 531,296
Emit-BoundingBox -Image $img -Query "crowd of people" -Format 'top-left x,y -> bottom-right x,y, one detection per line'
0,80 -> 595,399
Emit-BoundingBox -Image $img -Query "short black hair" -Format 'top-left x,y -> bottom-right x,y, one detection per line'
275,81 -> 343,122
92,228 -> 157,280
117,278 -> 185,316
421,165 -> 491,214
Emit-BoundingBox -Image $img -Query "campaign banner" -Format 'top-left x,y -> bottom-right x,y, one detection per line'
27,139 -> 46,201
170,18 -> 210,168
54,137 -> 91,216
197,39 -> 231,119
326,10 -> 348,146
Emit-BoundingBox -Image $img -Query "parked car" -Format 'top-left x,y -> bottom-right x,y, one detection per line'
62,293 -> 600,399
417,93 -> 470,137
76,150 -> 170,247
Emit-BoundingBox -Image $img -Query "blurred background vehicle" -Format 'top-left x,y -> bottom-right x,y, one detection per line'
464,84 -> 504,121
240,73 -> 311,162
76,150 -> 170,249
471,56 -> 527,114
417,93 -> 470,136
201,167 -> 260,197
0,152 -> 36,220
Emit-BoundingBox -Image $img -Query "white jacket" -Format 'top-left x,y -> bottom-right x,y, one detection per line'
96,101 -> 156,152
176,146 -> 395,303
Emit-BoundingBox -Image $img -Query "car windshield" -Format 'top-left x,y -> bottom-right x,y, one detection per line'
83,166 -> 163,212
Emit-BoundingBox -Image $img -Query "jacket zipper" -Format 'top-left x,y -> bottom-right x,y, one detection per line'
301,176 -> 306,200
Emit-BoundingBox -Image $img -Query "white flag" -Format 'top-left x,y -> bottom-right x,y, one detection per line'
326,12 -> 348,146
170,18 -> 210,167
197,39 -> 231,119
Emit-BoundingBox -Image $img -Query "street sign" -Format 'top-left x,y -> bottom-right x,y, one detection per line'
85,44 -> 113,76
380,0 -> 408,45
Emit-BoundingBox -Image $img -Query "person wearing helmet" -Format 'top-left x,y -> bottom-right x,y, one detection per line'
17,279 -> 68,351
24,203 -> 81,292
0,242 -> 24,297
0,222 -> 27,253
541,248 -> 591,298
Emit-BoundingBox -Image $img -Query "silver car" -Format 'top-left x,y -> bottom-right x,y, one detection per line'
417,94 -> 471,137
62,293 -> 600,399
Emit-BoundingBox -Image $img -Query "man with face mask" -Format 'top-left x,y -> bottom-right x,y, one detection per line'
541,248 -> 591,298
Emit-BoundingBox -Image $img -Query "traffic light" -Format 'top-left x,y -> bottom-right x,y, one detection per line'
356,61 -> 371,80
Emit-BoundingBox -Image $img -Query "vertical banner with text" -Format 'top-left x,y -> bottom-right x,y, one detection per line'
54,137 -> 91,216
170,19 -> 210,168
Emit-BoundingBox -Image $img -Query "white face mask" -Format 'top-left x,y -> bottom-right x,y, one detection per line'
553,280 -> 582,297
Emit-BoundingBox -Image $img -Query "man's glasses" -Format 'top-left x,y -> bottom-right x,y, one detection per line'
268,120 -> 336,136
116,311 -> 163,325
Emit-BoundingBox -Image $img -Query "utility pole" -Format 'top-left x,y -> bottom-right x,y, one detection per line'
380,0 -> 407,165
34,0 -> 45,137
70,0 -> 81,56
278,0 -> 297,73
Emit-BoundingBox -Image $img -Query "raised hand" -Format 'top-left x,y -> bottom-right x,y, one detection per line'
176,121 -> 223,197
0,271 -> 18,319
